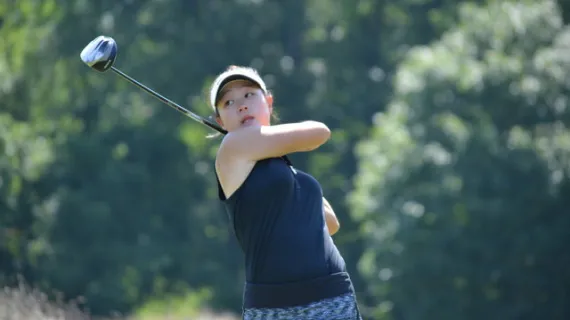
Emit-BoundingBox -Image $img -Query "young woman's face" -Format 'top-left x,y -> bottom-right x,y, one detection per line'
215,80 -> 273,132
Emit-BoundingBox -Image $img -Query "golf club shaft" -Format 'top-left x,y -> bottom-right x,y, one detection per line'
110,66 -> 227,134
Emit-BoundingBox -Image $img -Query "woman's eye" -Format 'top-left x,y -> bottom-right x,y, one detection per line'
224,100 -> 234,107
245,92 -> 255,98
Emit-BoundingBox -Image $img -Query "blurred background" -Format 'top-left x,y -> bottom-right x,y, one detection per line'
1,0 -> 570,319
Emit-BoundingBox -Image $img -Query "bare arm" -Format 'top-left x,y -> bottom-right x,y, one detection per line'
323,197 -> 340,236
218,121 -> 331,162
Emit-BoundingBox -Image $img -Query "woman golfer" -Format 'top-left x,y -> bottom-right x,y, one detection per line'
211,65 -> 362,320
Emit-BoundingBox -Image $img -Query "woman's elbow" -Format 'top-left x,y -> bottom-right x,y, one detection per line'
306,122 -> 331,150
318,123 -> 331,143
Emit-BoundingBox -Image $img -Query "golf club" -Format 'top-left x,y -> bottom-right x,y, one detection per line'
80,35 -> 227,134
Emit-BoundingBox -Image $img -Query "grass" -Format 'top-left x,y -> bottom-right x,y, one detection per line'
0,283 -> 89,320
0,282 -> 239,320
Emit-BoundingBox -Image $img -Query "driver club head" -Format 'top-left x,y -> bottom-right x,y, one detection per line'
80,35 -> 117,72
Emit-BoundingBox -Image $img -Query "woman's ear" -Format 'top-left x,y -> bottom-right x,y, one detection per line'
215,114 -> 224,127
265,92 -> 274,113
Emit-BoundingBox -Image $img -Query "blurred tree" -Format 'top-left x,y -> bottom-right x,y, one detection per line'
7,0 -> 561,317
34,0 -> 244,314
35,0 -> 313,315
0,0 -> 71,287
351,0 -> 570,319
299,0 -> 479,306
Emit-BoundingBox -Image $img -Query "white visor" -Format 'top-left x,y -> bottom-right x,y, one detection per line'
209,68 -> 267,110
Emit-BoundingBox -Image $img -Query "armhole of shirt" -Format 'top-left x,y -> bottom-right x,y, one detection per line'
214,171 -> 227,201
214,155 -> 294,202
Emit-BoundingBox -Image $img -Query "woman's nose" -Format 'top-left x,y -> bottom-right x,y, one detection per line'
238,104 -> 248,112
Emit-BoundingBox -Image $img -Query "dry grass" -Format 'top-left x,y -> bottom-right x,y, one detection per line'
0,283 -> 89,320
0,283 -> 239,320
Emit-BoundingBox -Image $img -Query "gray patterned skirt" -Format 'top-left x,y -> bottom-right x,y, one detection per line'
243,292 -> 362,320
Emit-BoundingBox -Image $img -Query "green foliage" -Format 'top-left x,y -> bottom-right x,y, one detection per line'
2,0 -> 569,318
351,0 -> 570,319
133,287 -> 213,320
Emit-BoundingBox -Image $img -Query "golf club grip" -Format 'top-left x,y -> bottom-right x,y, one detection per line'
203,119 -> 228,134
110,67 -> 227,135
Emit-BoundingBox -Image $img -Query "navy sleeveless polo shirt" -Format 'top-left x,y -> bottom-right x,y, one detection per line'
216,156 -> 354,309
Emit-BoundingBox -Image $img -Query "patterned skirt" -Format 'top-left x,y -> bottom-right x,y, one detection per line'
242,292 -> 362,320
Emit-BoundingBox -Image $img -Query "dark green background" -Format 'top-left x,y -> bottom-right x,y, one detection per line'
1,0 -> 569,319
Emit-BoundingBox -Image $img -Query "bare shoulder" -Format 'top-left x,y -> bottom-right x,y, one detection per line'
215,121 -> 330,197
215,134 -> 256,199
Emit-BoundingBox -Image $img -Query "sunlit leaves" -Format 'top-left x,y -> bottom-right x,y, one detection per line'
351,0 -> 570,318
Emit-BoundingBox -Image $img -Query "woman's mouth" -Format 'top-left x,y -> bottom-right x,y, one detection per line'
241,116 -> 254,124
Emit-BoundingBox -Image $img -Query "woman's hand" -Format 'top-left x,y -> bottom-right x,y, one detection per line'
323,197 -> 340,236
